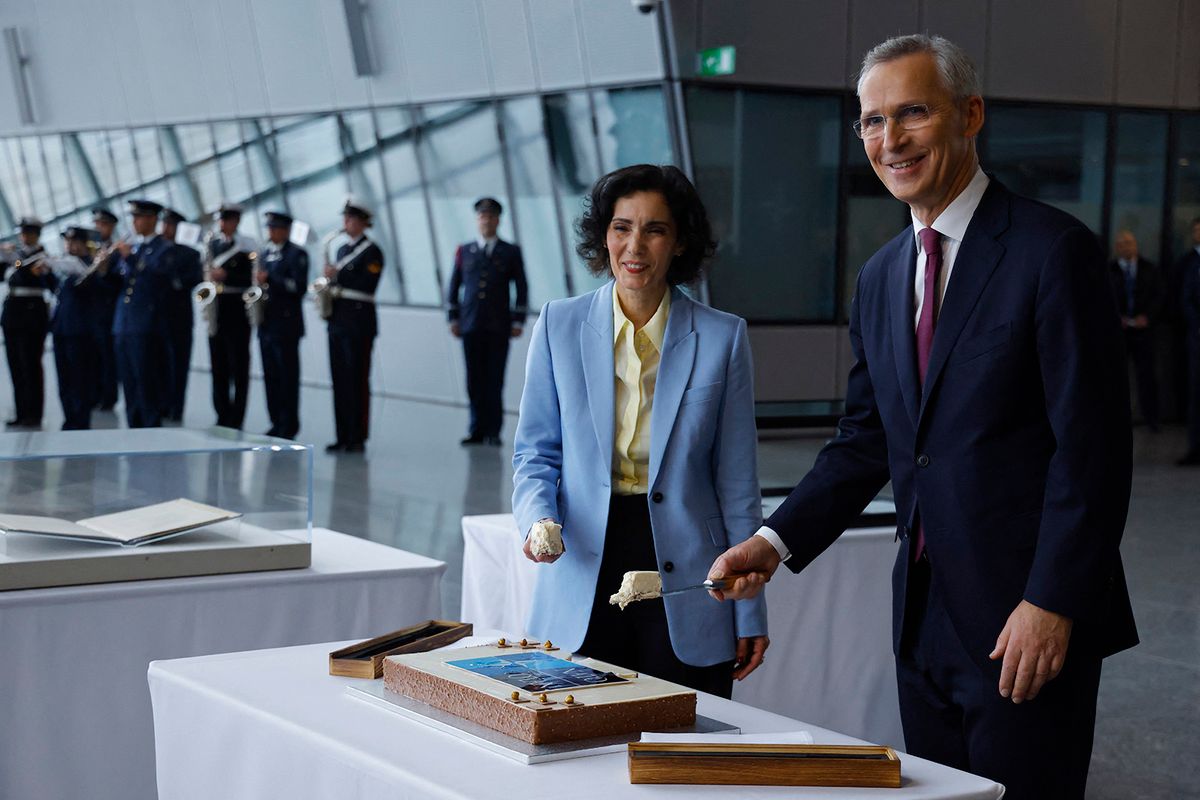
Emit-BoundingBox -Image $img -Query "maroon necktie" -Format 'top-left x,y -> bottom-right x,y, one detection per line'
913,227 -> 942,562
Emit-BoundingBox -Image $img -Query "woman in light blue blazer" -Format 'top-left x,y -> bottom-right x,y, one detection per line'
512,164 -> 767,697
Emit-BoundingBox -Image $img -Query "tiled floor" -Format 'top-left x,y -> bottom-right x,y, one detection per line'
7,358 -> 1198,797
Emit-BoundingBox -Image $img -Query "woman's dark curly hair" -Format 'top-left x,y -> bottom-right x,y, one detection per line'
576,164 -> 717,285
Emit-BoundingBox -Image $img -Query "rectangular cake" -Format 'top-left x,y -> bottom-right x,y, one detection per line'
382,641 -> 696,745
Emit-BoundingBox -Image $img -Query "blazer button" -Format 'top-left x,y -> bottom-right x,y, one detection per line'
651,491 -> 663,503
662,561 -> 674,573
916,454 -> 930,467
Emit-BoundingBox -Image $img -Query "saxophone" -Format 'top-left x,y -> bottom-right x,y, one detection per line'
196,228 -> 220,336
243,284 -> 266,327
310,228 -> 344,320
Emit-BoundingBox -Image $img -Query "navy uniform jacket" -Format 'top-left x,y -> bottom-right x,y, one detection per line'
329,237 -> 383,339
1178,247 -> 1200,340
110,236 -> 171,336
258,241 -> 308,339
50,256 -> 105,338
768,181 -> 1137,672
163,243 -> 204,334
93,241 -> 121,328
207,234 -> 256,332
1,245 -> 56,330
447,239 -> 528,334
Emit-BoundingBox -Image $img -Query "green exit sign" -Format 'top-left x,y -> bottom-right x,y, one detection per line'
697,45 -> 736,77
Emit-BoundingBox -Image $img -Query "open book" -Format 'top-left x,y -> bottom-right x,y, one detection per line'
0,498 -> 241,547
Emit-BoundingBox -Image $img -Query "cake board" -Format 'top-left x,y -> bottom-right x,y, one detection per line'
347,681 -> 739,765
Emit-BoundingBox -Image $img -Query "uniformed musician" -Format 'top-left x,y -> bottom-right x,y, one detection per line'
91,207 -> 121,410
323,199 -> 383,453
158,208 -> 203,422
47,225 -> 104,430
447,197 -> 528,446
256,211 -> 308,440
205,203 -> 257,429
109,199 -> 172,428
1,217 -> 56,428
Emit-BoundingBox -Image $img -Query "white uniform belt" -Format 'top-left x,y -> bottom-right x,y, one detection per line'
335,288 -> 375,303
9,287 -> 46,298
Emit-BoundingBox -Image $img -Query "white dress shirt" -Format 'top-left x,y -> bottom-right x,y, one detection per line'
754,167 -> 991,562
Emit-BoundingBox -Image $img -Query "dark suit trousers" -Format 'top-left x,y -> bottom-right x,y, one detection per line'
260,333 -> 300,439
1124,329 -> 1159,427
96,327 -> 118,408
209,322 -> 251,429
53,334 -> 98,430
328,329 -> 373,446
115,334 -> 161,428
897,557 -> 1102,799
1188,335 -> 1200,453
4,324 -> 46,423
577,494 -> 734,698
462,330 -> 509,438
163,326 -> 193,420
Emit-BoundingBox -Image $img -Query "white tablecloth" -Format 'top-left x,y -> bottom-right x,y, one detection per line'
461,514 -> 903,748
148,638 -> 1002,800
0,528 -> 445,800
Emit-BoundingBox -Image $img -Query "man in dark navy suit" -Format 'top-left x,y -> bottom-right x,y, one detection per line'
1107,230 -> 1165,431
447,197 -> 528,446
91,207 -> 121,410
323,199 -> 383,453
110,199 -> 172,428
158,208 -> 203,422
1176,218 -> 1200,466
48,226 -> 103,430
1,217 -> 56,428
709,35 -> 1135,798
205,203 -> 257,429
255,211 -> 308,440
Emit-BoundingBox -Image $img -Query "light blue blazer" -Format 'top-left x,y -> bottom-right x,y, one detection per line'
512,282 -> 767,667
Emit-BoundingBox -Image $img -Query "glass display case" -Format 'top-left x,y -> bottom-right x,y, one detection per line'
0,428 -> 312,590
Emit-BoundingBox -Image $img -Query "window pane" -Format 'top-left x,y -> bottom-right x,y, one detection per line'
132,127 -> 165,183
41,136 -> 76,216
175,123 -> 216,164
241,120 -> 278,194
500,96 -> 567,307
274,115 -> 342,182
20,137 -> 54,219
983,106 -> 1107,232
107,130 -> 141,192
1170,113 -> 1200,261
842,121 -> 908,320
1109,112 -> 1168,265
63,134 -> 99,209
377,107 -> 441,305
339,111 -> 399,303
77,131 -> 118,197
593,86 -> 673,172
418,101 -> 511,303
687,87 -> 841,321
0,139 -> 31,229
544,92 -> 605,296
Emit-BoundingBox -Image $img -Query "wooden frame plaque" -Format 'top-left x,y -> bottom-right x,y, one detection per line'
328,620 -> 473,678
627,742 -> 901,788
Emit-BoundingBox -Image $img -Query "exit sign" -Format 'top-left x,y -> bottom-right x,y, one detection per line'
697,45 -> 736,77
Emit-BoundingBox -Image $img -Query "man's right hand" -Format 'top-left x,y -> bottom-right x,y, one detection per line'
449,322 -> 461,338
707,536 -> 782,601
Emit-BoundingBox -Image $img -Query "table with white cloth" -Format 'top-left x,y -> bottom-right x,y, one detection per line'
0,528 -> 445,800
461,513 -> 903,748
148,638 -> 1003,800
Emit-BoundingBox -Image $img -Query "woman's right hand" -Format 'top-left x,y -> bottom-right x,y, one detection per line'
522,519 -> 564,564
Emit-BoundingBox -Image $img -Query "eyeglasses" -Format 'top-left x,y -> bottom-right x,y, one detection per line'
852,104 -> 936,140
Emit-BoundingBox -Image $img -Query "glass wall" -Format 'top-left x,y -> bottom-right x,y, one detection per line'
1111,112 -> 1169,264
1171,113 -> 1200,263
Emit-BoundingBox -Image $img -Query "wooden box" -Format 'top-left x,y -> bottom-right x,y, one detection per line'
328,620 -> 473,678
627,742 -> 901,788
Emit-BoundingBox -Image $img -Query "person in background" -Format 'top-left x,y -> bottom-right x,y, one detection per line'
158,208 -> 203,422
48,226 -> 103,430
324,199 -> 383,453
447,197 -> 528,446
1180,218 -> 1200,466
1,217 -> 55,428
91,207 -> 121,411
204,203 -> 257,429
1108,230 -> 1165,431
255,211 -> 308,440
512,164 -> 768,697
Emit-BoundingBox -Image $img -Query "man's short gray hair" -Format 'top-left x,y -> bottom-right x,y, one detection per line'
856,34 -> 980,99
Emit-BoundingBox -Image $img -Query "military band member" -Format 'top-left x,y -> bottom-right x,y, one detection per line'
447,197 -> 528,446
158,208 -> 203,422
1,217 -> 56,427
110,199 -> 172,428
205,203 -> 257,429
256,211 -> 308,440
324,199 -> 383,453
48,226 -> 103,430
91,207 -> 121,410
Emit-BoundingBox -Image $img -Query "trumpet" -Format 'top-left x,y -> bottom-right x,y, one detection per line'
194,281 -> 220,337
243,284 -> 266,327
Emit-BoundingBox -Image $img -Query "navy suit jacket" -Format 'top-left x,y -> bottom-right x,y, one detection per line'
163,243 -> 203,334
447,239 -> 528,334
769,180 -> 1137,671
329,237 -> 383,339
1179,248 -> 1200,340
50,256 -> 105,338
258,241 -> 308,340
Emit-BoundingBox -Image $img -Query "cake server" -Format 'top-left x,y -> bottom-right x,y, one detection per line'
660,572 -> 754,597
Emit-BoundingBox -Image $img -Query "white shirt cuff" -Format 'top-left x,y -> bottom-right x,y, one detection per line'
754,525 -> 790,562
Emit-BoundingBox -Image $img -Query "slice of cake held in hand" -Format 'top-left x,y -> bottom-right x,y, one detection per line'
529,519 -> 564,557
609,570 -> 662,610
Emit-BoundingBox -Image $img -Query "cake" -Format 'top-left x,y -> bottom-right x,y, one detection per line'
528,520 -> 563,558
382,641 -> 696,744
609,570 -> 662,609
